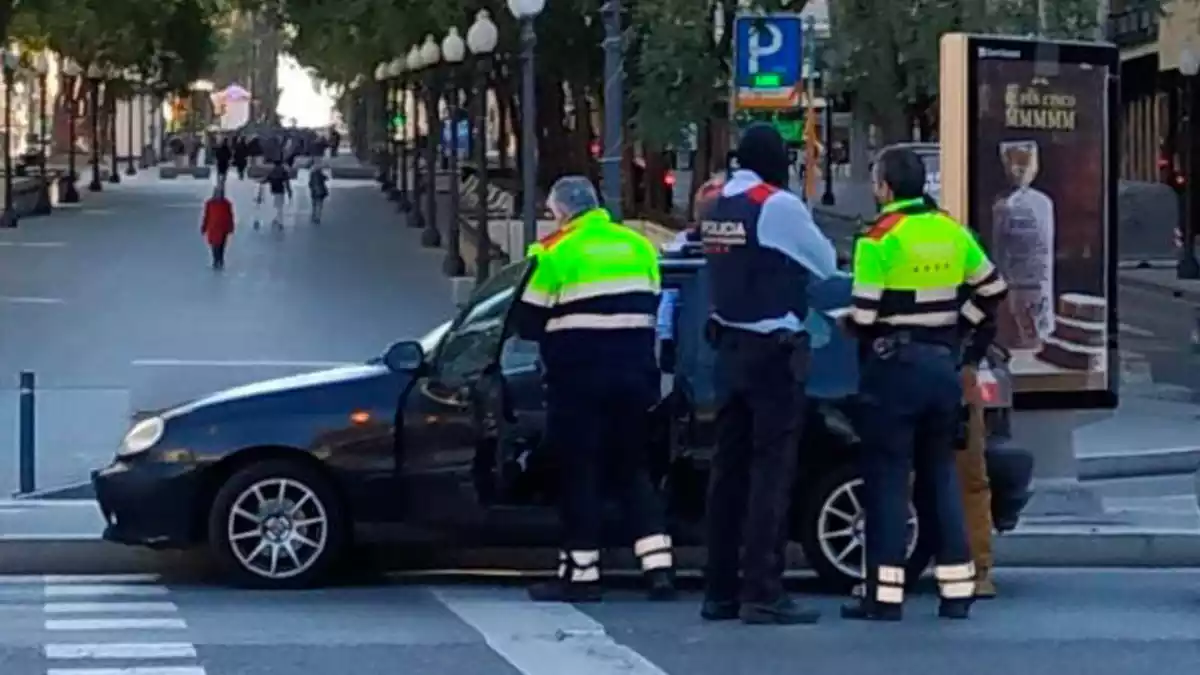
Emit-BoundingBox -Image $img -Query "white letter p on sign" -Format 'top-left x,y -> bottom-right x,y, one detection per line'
748,23 -> 783,75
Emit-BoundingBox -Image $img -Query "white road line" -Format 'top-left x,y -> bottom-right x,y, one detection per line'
45,618 -> 188,631
45,584 -> 170,598
130,358 -> 355,367
42,574 -> 161,585
0,241 -> 66,247
0,296 -> 65,304
44,602 -> 179,614
45,643 -> 198,659
1119,322 -> 1156,338
47,669 -> 206,675
432,587 -> 669,675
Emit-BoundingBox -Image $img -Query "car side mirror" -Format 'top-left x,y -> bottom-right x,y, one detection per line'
382,340 -> 425,373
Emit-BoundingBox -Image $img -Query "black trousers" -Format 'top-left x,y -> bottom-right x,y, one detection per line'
547,367 -> 666,558
210,241 -> 226,268
705,328 -> 809,603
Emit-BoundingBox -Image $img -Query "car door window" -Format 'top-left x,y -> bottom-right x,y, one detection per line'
435,261 -> 532,384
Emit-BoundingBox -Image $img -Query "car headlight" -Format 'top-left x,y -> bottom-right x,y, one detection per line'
118,416 -> 165,457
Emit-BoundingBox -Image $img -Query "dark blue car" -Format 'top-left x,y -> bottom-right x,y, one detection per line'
93,257 -> 1032,589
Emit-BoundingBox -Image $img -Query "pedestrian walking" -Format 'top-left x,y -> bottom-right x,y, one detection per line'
839,147 -> 1008,622
201,184 -> 235,269
233,136 -> 249,180
308,163 -> 329,224
257,160 -> 292,229
214,138 -> 232,187
696,123 -> 837,625
511,175 -> 676,603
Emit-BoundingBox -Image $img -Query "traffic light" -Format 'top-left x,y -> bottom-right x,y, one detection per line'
391,113 -> 406,129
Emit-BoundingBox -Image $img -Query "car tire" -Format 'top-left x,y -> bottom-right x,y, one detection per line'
207,459 -> 347,589
795,462 -> 928,590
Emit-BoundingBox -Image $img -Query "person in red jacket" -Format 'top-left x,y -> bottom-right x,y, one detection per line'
201,185 -> 235,269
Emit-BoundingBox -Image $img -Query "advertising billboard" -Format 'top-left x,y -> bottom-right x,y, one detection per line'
940,34 -> 1119,410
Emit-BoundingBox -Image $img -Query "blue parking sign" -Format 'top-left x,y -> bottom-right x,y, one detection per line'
733,13 -> 803,110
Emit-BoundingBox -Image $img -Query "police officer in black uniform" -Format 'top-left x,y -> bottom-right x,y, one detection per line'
698,124 -> 838,624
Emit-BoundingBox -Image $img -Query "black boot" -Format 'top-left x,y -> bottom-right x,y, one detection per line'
700,599 -> 740,621
840,598 -> 903,622
739,596 -> 821,625
527,579 -> 602,603
645,569 -> 676,601
938,598 -> 972,620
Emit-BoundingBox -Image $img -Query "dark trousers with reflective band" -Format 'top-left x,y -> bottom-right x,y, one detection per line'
857,341 -> 975,605
546,366 -> 671,583
705,328 -> 809,603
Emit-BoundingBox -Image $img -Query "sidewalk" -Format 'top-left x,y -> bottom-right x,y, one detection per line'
1119,267 -> 1200,302
1074,397 -> 1200,479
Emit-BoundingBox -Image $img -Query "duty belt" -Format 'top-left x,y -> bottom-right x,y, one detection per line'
869,331 -> 954,361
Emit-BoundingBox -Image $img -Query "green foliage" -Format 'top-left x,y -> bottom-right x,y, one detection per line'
629,0 -> 803,149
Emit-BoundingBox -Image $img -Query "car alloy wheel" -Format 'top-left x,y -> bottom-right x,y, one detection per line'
226,477 -> 329,580
816,477 -> 919,581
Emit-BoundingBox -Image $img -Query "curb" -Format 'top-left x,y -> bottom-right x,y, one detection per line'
1118,270 -> 1200,302
4,531 -> 1200,577
1079,447 -> 1200,480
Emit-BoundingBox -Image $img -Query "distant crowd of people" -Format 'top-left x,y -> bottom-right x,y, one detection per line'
199,126 -> 340,270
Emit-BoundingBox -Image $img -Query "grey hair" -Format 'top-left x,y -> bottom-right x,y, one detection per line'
548,175 -> 600,221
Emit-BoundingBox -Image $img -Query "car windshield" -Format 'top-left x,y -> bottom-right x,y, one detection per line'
417,320 -> 452,355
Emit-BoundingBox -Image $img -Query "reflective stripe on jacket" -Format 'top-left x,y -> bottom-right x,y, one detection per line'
850,197 -> 1008,343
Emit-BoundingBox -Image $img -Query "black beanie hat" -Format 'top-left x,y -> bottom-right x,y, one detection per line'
736,123 -> 790,188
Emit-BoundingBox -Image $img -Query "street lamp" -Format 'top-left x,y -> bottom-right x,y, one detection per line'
86,63 -> 104,192
508,0 -> 546,254
124,70 -> 138,176
441,26 -> 467,276
386,57 -> 405,201
60,60 -> 82,203
108,68 -> 121,184
406,45 -> 426,230
419,33 -> 443,249
32,51 -> 52,215
468,9 -> 499,283
374,61 -> 391,188
600,0 -> 622,220
1178,45 -> 1199,279
389,56 -> 412,213
0,48 -> 19,228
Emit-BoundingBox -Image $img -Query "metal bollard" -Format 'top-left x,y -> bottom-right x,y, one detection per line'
18,371 -> 35,494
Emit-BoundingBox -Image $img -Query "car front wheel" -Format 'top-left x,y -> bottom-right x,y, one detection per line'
207,459 -> 347,589
796,463 -> 931,590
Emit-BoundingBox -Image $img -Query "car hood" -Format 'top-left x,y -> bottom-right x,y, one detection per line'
165,362 -> 392,417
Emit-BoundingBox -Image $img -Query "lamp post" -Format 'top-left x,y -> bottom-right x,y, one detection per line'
508,0 -> 545,254
419,33 -> 443,249
138,92 -> 148,168
0,48 -> 19,228
392,56 -> 412,213
108,69 -> 121,184
1178,46 -> 1199,280
441,26 -> 467,276
821,101 -> 836,206
87,64 -> 103,192
374,61 -> 391,189
32,51 -> 52,215
468,10 -> 499,284
600,0 -> 622,220
124,71 -> 138,176
60,60 -> 82,203
406,46 -> 426,230
387,57 -> 405,201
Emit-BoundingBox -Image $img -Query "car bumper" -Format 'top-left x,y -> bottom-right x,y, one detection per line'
91,457 -> 204,549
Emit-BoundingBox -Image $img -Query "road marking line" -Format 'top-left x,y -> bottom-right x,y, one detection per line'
45,618 -> 188,631
0,296 -> 64,304
42,574 -> 161,585
47,668 -> 206,675
44,602 -> 179,614
1119,322 -> 1156,337
45,643 -> 198,659
432,586 -> 669,675
0,240 -> 66,247
130,358 -> 355,367
45,584 -> 170,597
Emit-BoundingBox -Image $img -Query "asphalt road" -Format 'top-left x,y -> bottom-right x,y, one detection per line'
0,172 -> 455,494
1,570 -> 1199,675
